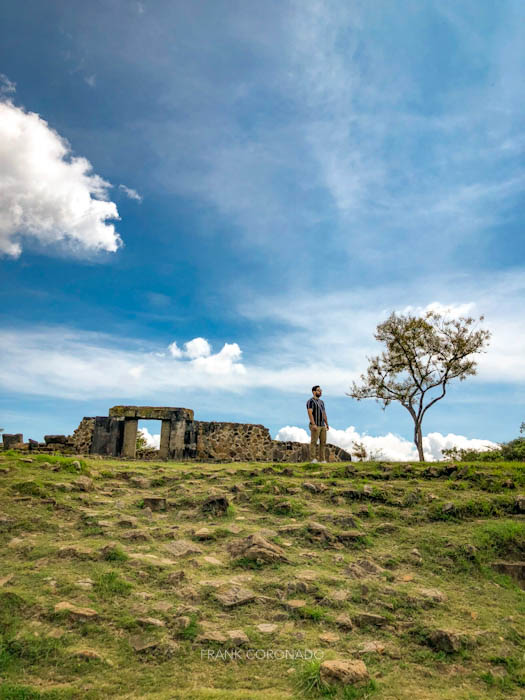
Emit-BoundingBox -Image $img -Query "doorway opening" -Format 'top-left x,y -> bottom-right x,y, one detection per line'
137,419 -> 162,457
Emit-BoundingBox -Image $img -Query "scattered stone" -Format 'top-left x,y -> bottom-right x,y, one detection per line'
335,614 -> 354,631
346,558 -> 385,579
165,540 -> 203,557
427,628 -> 468,653
117,516 -> 138,528
320,659 -> 369,686
136,617 -> 166,628
353,612 -> 388,628
337,530 -> 366,544
491,561 -> 525,589
194,527 -> 213,540
142,496 -> 166,511
227,629 -> 250,645
54,602 -> 98,619
202,492 -> 230,515
321,589 -> 347,606
46,628 -> 65,639
215,585 -> 257,607
178,585 -> 200,601
174,616 -> 191,631
515,495 -> 525,513
166,571 -> 186,584
227,533 -> 290,565
128,553 -> 175,567
58,545 -> 95,560
202,556 -> 223,566
129,635 -> 178,656
0,574 -> 14,587
130,477 -> 151,488
284,599 -> 307,611
416,587 -> 448,604
151,600 -> 173,613
358,641 -> 385,654
75,578 -> 94,590
196,628 -> 228,644
69,648 -> 106,662
120,530 -> 152,542
73,476 -> 94,492
303,483 -> 318,493
319,632 -> 340,644
257,623 -> 278,634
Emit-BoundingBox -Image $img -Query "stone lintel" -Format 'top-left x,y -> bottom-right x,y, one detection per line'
109,406 -> 194,421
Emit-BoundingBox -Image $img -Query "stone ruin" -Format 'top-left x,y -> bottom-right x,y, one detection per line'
1,405 -> 352,463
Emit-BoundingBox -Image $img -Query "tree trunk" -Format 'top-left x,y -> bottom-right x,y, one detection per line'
415,422 -> 425,462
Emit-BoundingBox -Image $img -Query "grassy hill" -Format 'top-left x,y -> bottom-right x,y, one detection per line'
0,451 -> 524,699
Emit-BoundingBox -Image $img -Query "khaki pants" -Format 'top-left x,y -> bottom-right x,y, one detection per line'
309,424 -> 326,461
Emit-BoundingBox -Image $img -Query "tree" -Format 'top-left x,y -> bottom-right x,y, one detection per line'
136,429 -> 148,453
347,310 -> 491,462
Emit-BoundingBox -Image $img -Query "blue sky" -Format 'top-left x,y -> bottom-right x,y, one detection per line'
0,0 -> 524,459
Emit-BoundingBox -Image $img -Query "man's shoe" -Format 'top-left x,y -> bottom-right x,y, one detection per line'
311,459 -> 318,464
320,460 -> 327,463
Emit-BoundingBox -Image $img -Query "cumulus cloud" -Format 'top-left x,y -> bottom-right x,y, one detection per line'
191,342 -> 246,375
275,425 -> 499,462
184,337 -> 211,359
168,341 -> 183,358
0,98 -> 122,258
119,184 -> 143,202
138,427 -> 160,449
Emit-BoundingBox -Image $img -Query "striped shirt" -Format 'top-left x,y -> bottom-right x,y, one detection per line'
306,397 -> 326,426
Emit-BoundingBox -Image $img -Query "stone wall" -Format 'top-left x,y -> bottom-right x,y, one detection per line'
71,418 -> 95,454
60,407 -> 353,462
271,440 -> 352,463
194,421 -> 273,461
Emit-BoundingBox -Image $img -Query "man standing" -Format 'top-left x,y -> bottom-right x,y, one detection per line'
306,385 -> 329,463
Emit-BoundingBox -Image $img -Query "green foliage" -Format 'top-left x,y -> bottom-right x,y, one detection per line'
0,684 -> 75,700
295,659 -> 334,696
501,437 -> 525,461
473,520 -> 525,558
136,429 -> 148,452
0,592 -> 26,636
178,614 -> 201,641
94,571 -> 133,597
100,545 -> 128,562
10,481 -> 48,498
441,446 -> 502,462
348,310 -> 490,461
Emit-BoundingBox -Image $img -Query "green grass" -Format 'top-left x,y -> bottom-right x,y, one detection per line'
93,571 -> 133,597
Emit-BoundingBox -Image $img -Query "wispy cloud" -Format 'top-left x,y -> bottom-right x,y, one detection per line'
118,184 -> 142,202
1,269 -> 525,403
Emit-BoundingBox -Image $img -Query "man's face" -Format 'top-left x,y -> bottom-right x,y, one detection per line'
314,387 -> 322,398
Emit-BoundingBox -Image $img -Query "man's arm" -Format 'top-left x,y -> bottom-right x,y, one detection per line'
306,400 -> 315,426
322,404 -> 329,430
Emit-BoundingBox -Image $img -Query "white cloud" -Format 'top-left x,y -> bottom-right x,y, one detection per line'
138,427 -> 160,449
275,424 -> 499,462
0,99 -> 121,258
191,342 -> 246,375
184,337 -> 211,359
118,184 -> 143,202
168,341 -> 183,358
0,74 -> 16,95
84,74 -> 96,88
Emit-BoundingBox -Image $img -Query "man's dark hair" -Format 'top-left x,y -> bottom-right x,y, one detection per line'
312,385 -> 320,393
